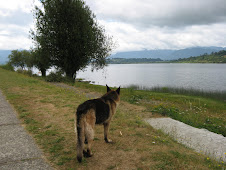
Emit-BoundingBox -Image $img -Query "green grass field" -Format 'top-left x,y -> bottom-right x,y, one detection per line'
0,67 -> 225,169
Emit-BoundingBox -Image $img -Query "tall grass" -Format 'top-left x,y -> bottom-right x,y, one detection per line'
125,85 -> 226,101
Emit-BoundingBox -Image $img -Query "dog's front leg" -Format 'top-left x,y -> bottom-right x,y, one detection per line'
104,122 -> 112,143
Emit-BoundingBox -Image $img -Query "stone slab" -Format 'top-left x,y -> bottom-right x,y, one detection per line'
0,125 -> 41,164
0,89 -> 52,169
146,117 -> 226,162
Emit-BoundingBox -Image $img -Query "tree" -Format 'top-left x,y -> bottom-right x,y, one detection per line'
30,48 -> 51,77
8,50 -> 33,70
30,2 -> 52,77
22,50 -> 34,70
31,0 -> 114,80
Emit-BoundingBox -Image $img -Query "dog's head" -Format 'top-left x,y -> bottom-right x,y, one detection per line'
106,85 -> 120,95
104,85 -> 120,103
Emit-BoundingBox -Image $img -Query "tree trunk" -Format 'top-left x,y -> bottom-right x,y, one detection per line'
66,71 -> 75,82
41,68 -> 46,77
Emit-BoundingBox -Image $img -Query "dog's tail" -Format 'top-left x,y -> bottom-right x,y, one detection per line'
76,113 -> 85,163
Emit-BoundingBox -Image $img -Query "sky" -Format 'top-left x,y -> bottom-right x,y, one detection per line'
0,0 -> 226,52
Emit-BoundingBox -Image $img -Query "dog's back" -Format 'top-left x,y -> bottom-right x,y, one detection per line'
77,99 -> 110,125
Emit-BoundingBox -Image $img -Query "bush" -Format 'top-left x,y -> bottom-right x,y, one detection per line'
45,72 -> 64,82
0,63 -> 14,71
16,69 -> 33,77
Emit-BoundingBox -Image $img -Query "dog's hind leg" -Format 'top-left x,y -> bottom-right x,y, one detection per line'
86,138 -> 94,157
104,122 -> 112,143
84,124 -> 94,157
84,111 -> 95,157
77,123 -> 85,163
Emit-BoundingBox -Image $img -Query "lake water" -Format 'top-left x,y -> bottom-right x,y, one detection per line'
77,63 -> 226,92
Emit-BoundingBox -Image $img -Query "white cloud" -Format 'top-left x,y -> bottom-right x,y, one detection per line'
0,0 -> 33,12
0,0 -> 36,50
0,23 -> 32,50
100,19 -> 226,52
0,0 -> 226,52
87,0 -> 226,52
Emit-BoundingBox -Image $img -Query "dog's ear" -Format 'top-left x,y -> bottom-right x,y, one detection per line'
106,84 -> 111,92
116,86 -> 120,95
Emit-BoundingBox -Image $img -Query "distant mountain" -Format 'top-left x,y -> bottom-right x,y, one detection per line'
1,47 -> 225,64
0,50 -> 11,64
111,47 -> 226,60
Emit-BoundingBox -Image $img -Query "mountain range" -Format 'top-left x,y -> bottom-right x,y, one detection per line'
111,46 -> 226,60
0,50 -> 12,64
1,47 -> 226,64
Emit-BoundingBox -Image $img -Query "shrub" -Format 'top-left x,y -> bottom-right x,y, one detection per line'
16,69 -> 33,77
45,72 -> 64,82
0,63 -> 14,71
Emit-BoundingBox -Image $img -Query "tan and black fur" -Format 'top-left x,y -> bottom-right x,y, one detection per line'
76,85 -> 120,163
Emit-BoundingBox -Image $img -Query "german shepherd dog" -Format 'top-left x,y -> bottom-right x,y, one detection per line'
76,85 -> 120,163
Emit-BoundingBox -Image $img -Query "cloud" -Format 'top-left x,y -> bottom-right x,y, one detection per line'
0,0 -> 34,50
0,23 -> 32,50
0,34 -> 32,50
100,20 -> 226,51
86,0 -> 226,52
0,0 -> 226,51
86,0 -> 226,28
0,0 -> 32,12
0,9 -> 33,26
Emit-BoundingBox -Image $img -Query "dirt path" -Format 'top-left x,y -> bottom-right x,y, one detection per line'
52,82 -> 100,99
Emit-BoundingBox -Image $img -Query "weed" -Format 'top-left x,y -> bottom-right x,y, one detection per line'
19,112 -> 30,118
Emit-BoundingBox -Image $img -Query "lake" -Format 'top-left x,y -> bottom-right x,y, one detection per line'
77,63 -> 226,92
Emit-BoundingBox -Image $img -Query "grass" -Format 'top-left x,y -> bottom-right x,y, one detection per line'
125,84 -> 226,102
0,68 -> 225,169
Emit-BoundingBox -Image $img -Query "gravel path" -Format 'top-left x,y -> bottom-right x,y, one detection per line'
146,118 -> 226,162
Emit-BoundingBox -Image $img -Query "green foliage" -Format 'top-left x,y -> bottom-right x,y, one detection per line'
148,86 -> 226,101
45,72 -> 64,82
8,50 -> 26,69
16,69 -> 33,77
8,50 -> 33,69
30,48 -> 51,77
45,71 -> 75,83
174,50 -> 226,63
124,85 -> 226,102
152,104 -> 179,117
31,0 -> 114,79
0,63 -> 14,71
